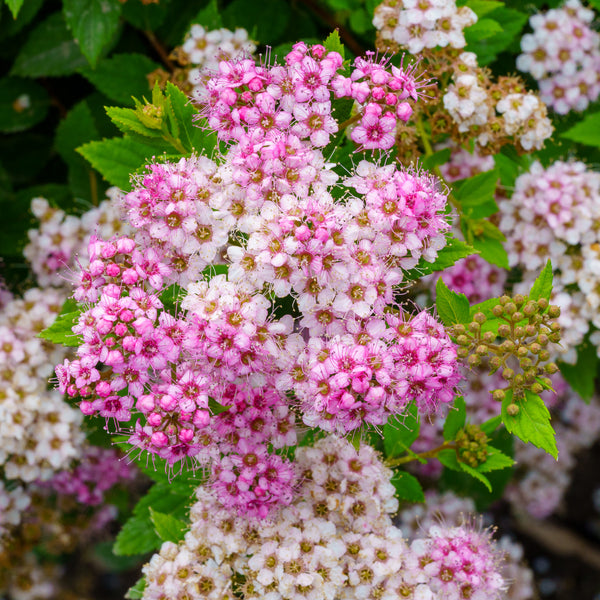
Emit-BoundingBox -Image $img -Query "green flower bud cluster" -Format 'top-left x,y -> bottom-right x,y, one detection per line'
455,424 -> 489,468
450,294 -> 561,400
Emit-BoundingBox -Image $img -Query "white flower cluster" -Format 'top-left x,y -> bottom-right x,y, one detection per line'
499,160 -> 600,361
373,0 -> 477,54
0,287 -> 84,481
443,52 -> 553,151
24,189 -> 129,288
0,481 -> 30,542
517,0 -> 600,114
143,435 -> 505,600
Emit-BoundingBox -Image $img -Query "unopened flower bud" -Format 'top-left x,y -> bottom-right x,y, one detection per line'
482,331 -> 496,343
489,356 -> 503,369
523,302 -> 537,316
492,305 -> 504,317
537,334 -> 549,347
468,321 -> 481,333
506,403 -> 519,416
513,294 -> 525,307
498,324 -> 511,337
492,389 -> 505,402
456,335 -> 471,346
468,354 -> 481,367
537,297 -> 549,311
531,382 -> 543,394
473,312 -> 487,324
545,362 -> 559,374
452,324 -> 466,336
500,340 -> 515,352
512,311 -> 524,322
499,295 -> 511,305
514,326 -> 526,338
457,347 -> 470,358
505,302 -> 517,315
548,305 -> 561,318
502,368 -> 514,381
539,349 -> 550,361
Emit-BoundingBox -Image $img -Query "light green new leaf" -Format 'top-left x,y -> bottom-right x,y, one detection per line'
502,390 -> 558,459
443,397 -> 467,441
528,260 -> 553,302
562,111 -> 600,147
390,471 -> 425,503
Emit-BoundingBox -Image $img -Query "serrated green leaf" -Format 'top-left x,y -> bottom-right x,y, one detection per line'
558,336 -> 598,402
476,446 -> 514,473
114,482 -> 193,556
149,508 -> 188,543
443,397 -> 467,441
105,106 -> 162,138
193,0 -> 223,29
454,169 -> 499,210
324,30 -> 345,60
405,237 -> 477,280
391,470 -> 425,503
11,12 -> 88,77
0,0 -> 44,38
480,415 -> 502,435
528,260 -> 553,302
502,390 -> 558,459
5,0 -> 25,18
63,0 -> 122,67
562,111 -> 600,147
125,577 -> 146,600
38,299 -> 83,347
79,54 -> 158,105
78,137 -> 159,190
165,82 -> 197,152
437,448 -> 462,471
458,461 -> 492,491
472,236 -> 508,269
0,77 -> 49,133
383,402 -> 419,458
435,277 -> 470,326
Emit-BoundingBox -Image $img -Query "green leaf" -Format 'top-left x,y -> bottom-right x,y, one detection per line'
63,0 -> 122,67
208,397 -> 232,415
477,446 -> 514,473
149,508 -> 188,543
390,470 -> 425,503
502,390 -> 558,459
165,82 -> 198,152
383,402 -> 420,458
458,462 -> 492,492
480,415 -> 502,435
78,137 -> 159,190
114,482 -> 193,556
405,237 -> 477,280
5,0 -> 25,18
464,18 -> 503,42
558,336 -> 598,402
562,111 -> 600,147
12,12 -> 88,77
125,577 -> 146,600
79,54 -> 158,105
443,397 -> 466,441
528,260 -> 553,302
193,0 -> 223,29
465,7 -> 527,65
421,147 -> 451,172
0,0 -> 44,38
38,298 -> 83,347
454,169 -> 499,211
466,0 -> 503,16
435,277 -> 470,326
349,9 -> 372,34
0,77 -> 49,133
472,236 -> 508,269
437,448 -> 461,471
106,106 -> 164,139
324,30 -> 345,60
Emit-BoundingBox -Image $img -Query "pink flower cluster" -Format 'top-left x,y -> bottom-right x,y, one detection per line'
38,446 -> 134,506
55,42 -> 462,516
517,0 -> 600,114
332,52 -> 423,149
291,311 -> 460,434
199,41 -> 423,151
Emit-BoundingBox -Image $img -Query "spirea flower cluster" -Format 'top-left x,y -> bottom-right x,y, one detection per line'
516,0 -> 600,114
142,436 -> 506,600
499,160 -> 600,361
373,0 -> 477,55
56,43 -> 462,517
443,52 -> 553,152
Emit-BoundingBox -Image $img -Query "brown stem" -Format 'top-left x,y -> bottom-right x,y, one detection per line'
144,30 -> 177,73
296,0 -> 366,58
386,441 -> 456,468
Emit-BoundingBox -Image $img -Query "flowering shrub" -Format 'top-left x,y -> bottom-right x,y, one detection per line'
1,0 -> 600,599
